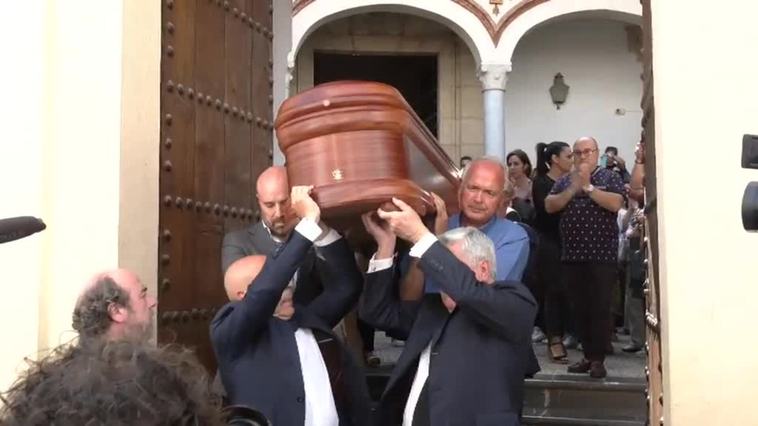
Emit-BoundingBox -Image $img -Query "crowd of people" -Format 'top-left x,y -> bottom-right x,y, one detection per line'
0,136 -> 648,426
500,138 -> 647,379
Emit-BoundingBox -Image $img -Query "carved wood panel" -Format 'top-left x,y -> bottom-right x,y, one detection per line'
159,0 -> 273,370
640,0 -> 664,424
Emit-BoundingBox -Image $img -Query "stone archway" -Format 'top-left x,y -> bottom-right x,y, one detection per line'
292,11 -> 484,163
496,0 -> 642,66
290,0 -> 494,66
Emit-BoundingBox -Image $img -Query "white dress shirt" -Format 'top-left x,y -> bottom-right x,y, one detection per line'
366,232 -> 437,273
292,219 -> 342,426
295,328 -> 339,426
402,343 -> 432,426
368,233 -> 439,426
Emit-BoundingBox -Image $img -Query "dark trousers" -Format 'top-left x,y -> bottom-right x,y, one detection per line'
564,262 -> 616,362
358,318 -> 375,352
538,237 -> 573,337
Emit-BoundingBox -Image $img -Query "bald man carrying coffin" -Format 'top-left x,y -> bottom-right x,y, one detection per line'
211,186 -> 371,426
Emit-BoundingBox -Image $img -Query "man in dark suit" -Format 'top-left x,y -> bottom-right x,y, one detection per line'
221,166 -> 324,305
211,186 -> 370,426
360,198 -> 537,426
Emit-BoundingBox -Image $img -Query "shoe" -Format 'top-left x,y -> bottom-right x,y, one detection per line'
622,344 -> 642,353
531,327 -> 547,343
364,352 -> 381,368
547,337 -> 568,364
567,358 -> 591,374
589,361 -> 607,379
562,334 -> 578,349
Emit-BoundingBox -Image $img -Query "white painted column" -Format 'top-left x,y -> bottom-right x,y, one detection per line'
272,0 -> 292,166
478,63 -> 509,160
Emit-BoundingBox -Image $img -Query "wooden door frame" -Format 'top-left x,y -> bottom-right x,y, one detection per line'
640,0 -> 663,424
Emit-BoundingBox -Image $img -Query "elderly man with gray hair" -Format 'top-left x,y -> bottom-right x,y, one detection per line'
359,198 -> 536,426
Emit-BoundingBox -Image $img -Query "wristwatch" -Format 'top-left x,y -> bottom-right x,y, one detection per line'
583,184 -> 595,193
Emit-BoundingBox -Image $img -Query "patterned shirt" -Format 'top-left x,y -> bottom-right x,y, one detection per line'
550,167 -> 625,263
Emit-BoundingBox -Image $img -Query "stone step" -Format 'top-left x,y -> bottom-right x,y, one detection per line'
524,373 -> 646,425
365,368 -> 647,425
522,414 -> 645,426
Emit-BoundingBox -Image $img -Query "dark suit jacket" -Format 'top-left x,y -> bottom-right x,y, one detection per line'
222,221 -> 325,305
360,242 -> 537,426
211,231 -> 371,426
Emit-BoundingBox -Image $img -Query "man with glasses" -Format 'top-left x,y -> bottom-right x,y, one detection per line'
545,137 -> 625,379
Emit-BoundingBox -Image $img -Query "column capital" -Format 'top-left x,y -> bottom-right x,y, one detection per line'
478,63 -> 511,91
285,50 -> 296,85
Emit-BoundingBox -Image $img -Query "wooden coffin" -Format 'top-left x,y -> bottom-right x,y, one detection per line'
275,81 -> 460,231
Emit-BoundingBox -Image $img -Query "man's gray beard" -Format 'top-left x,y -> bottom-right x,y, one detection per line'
124,317 -> 154,343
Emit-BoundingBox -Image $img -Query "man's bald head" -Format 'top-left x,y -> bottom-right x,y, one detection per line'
256,166 -> 288,195
224,255 -> 267,301
224,255 -> 296,320
574,136 -> 598,149
256,166 -> 295,238
462,157 -> 507,188
458,157 -> 507,227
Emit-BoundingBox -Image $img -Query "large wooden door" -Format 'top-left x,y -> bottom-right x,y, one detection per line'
640,0 -> 664,424
158,0 -> 273,370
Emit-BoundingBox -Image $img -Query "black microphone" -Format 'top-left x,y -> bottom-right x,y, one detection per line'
0,216 -> 47,244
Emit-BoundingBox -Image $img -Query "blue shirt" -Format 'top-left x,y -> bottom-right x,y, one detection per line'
414,214 -> 530,293
447,214 -> 530,282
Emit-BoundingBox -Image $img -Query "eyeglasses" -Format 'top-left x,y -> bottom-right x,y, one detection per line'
573,148 -> 598,157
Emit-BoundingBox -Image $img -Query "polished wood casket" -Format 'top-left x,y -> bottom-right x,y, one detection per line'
275,81 -> 461,232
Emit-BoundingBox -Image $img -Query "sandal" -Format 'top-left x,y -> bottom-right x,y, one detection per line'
547,337 -> 568,363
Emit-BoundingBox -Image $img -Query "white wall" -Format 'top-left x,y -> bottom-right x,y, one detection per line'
506,19 -> 643,162
0,0 -> 131,391
273,0 -> 293,165
651,1 -> 758,424
0,1 -> 46,392
38,0 -> 124,351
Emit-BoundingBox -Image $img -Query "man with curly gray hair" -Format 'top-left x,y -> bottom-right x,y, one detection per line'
0,339 -> 223,425
72,269 -> 157,342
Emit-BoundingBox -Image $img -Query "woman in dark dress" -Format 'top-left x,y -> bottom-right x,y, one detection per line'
507,149 -> 535,223
532,141 -> 574,362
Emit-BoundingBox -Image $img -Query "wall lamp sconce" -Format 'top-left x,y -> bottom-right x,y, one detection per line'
550,73 -> 569,109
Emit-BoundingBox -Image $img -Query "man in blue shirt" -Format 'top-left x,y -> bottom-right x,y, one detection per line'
394,157 -> 538,382
447,214 -> 528,281
400,157 -> 530,298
